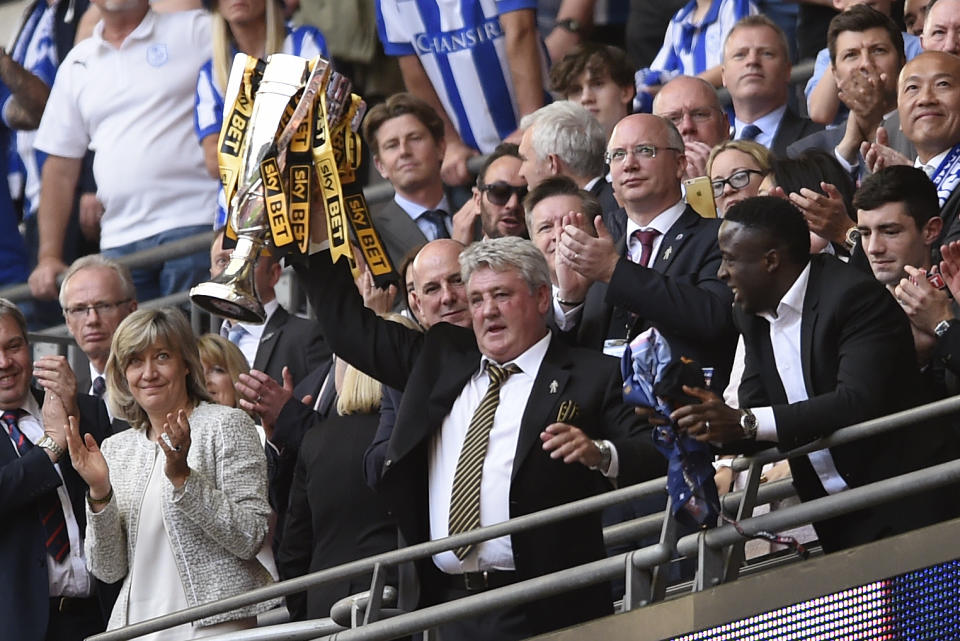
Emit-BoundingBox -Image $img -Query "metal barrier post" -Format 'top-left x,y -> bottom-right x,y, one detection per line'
722,458 -> 764,583
622,550 -> 652,611
362,564 -> 388,626
648,495 -> 679,603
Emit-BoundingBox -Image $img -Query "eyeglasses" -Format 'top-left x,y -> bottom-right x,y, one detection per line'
711,169 -> 765,198
478,181 -> 528,206
64,299 -> 132,319
660,108 -> 720,127
605,144 -> 682,165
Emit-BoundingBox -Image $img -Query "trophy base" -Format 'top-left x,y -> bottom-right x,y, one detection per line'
190,281 -> 267,324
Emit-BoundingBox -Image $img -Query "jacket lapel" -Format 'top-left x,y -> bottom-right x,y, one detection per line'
800,259 -> 822,396
253,306 -> 285,372
512,339 -> 570,480
651,206 -> 698,274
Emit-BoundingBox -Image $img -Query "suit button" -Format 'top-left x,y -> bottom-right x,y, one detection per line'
384,459 -> 393,469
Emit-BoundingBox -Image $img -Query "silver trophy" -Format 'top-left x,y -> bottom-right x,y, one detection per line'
190,53 -> 329,323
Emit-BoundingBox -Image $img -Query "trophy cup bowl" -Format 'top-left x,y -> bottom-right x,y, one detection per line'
190,53 -> 315,323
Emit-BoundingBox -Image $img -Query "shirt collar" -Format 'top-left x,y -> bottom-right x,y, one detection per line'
734,104 -> 787,141
394,192 -> 450,221
93,9 -> 156,48
583,176 -> 603,191
20,391 -> 41,422
479,330 -> 552,378
626,198 -> 686,240
759,262 -> 811,323
88,362 -> 104,385
916,147 -> 952,175
238,298 -> 280,338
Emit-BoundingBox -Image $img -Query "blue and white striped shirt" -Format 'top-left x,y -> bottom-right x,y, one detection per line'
375,0 -> 548,153
650,0 -> 756,77
4,0 -> 61,218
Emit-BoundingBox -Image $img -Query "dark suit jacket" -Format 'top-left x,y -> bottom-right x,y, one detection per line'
294,252 -> 665,636
771,106 -> 824,159
267,360 -> 334,544
574,205 -> 737,393
0,389 -> 111,641
736,254 -> 955,551
588,178 -> 626,243
254,305 -> 331,387
371,199 -> 430,270
786,114 -> 917,176
278,412 -> 397,621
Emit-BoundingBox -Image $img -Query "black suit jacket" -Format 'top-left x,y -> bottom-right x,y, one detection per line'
771,106 -> 824,159
736,255 -> 955,550
371,199 -> 430,269
0,389 -> 111,641
254,305 -> 331,387
574,205 -> 737,392
278,412 -> 397,620
267,360 -> 333,542
294,252 -> 665,636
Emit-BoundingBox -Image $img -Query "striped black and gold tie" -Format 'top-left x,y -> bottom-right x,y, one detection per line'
448,361 -> 521,560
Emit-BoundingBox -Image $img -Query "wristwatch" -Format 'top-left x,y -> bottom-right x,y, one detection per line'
590,439 -> 612,472
739,408 -> 758,439
37,435 -> 65,461
843,226 -> 861,253
935,319 -> 956,337
555,18 -> 584,34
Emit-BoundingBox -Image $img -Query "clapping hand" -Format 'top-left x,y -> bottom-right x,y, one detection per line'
157,409 -> 191,488
64,415 -> 111,507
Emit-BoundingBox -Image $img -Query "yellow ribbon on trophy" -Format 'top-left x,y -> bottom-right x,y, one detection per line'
286,90 -> 313,254
217,56 -> 263,242
312,88 -> 352,269
336,94 -> 396,285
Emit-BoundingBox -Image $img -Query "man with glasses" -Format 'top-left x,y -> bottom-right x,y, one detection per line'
517,102 -> 624,242
59,256 -> 137,412
363,93 -> 468,269
557,114 -> 737,391
653,75 -> 731,180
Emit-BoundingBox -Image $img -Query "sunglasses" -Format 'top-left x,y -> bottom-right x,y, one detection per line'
711,169 -> 765,198
478,181 -> 527,206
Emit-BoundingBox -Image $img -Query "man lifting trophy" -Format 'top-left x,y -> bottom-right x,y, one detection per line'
190,52 -> 395,322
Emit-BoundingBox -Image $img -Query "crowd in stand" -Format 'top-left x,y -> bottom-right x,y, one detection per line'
6,0 -> 960,639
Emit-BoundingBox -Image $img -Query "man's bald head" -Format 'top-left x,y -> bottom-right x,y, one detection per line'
410,239 -> 470,329
653,76 -> 730,147
898,51 -> 960,160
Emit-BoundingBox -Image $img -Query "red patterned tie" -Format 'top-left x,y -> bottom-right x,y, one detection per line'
632,229 -> 661,267
3,411 -> 71,562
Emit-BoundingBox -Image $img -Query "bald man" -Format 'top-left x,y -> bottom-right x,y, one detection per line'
555,114 -> 737,391
653,75 -> 731,179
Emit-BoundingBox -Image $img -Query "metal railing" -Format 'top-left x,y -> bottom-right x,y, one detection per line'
89,393 -> 960,641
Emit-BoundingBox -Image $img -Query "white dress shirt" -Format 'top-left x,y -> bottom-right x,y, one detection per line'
915,147 -> 951,178
733,104 -> 787,151
220,298 -> 280,367
752,263 -> 850,495
88,363 -> 114,422
3,393 -> 92,597
429,332 -> 618,573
